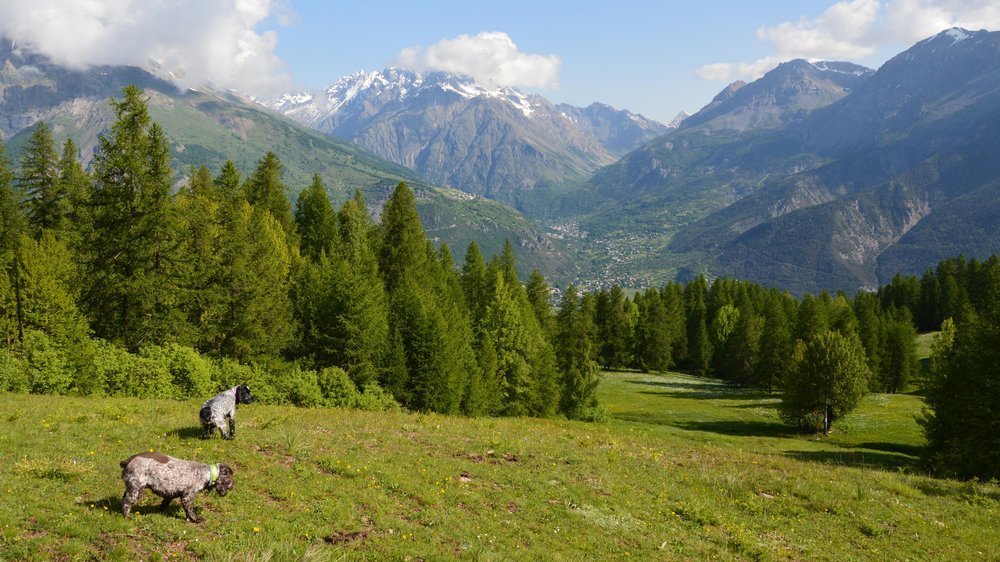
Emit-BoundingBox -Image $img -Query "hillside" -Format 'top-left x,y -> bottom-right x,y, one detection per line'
265,68 -> 668,208
573,28 -> 1000,293
1,372 -> 996,560
0,40 -> 575,283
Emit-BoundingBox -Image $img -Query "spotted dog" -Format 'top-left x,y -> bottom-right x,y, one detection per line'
120,452 -> 234,523
200,385 -> 254,440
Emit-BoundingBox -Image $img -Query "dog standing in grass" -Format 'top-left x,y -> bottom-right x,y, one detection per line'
120,452 -> 234,523
200,385 -> 254,440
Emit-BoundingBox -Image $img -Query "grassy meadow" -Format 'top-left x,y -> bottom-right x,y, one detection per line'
1,371 -> 998,561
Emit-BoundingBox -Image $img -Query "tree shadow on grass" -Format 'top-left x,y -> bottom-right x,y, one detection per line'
784,449 -> 915,470
855,441 -> 923,457
626,377 -> 778,401
671,419 -> 793,438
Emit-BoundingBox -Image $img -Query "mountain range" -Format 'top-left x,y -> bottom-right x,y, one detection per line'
0,39 -> 576,283
4,28 -> 1000,295
263,68 -> 671,207
569,27 -> 1000,293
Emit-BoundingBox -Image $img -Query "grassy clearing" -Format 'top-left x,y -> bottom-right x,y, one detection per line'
1,372 -> 997,560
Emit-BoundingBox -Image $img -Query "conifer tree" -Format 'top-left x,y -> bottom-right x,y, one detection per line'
921,300 -> 1000,479
207,202 -> 294,361
295,174 -> 337,261
18,121 -> 61,235
755,294 -> 793,392
461,241 -> 488,326
556,285 -> 601,418
879,308 -> 917,393
379,182 -> 429,293
634,288 -> 671,372
214,160 -> 243,202
244,151 -> 295,238
83,86 -> 186,349
525,269 -> 555,338
685,276 -> 712,375
55,139 -> 91,235
596,285 -> 631,369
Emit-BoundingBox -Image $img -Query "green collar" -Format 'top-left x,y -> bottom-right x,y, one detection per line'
209,464 -> 219,487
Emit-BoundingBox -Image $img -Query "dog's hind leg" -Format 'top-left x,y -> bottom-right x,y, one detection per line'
121,486 -> 143,518
160,497 -> 173,511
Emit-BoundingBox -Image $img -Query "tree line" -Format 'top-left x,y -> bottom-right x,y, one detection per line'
0,85 -> 602,419
0,85 -> 995,478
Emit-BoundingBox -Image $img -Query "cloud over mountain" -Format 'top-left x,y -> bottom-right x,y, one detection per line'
0,0 -> 293,95
393,31 -> 560,89
697,0 -> 1000,82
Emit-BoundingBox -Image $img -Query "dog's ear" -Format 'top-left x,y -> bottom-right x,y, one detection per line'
216,464 -> 234,496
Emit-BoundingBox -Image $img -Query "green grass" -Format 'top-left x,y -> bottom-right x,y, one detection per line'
1,372 -> 997,560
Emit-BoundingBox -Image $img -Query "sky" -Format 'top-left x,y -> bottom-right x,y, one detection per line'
2,1 -> 1000,122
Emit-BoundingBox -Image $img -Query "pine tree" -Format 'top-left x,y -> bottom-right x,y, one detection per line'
556,285 -> 601,418
83,86 -> 187,349
879,308 -> 917,393
49,138 -> 91,252
634,288 -> 671,372
244,152 -> 295,238
755,294 -> 793,392
18,121 -> 61,235
525,269 -> 555,338
596,286 -> 631,369
295,174 -> 337,261
685,276 -> 712,376
461,241 -> 488,326
207,202 -> 295,361
379,182 -> 429,293
921,299 -> 1000,479
214,160 -> 243,202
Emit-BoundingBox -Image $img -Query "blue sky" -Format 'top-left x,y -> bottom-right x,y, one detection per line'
3,1 -> 999,123
257,0 -> 934,121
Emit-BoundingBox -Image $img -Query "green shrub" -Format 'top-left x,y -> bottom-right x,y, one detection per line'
92,342 -> 175,399
0,349 -> 28,393
357,381 -> 402,412
275,365 -> 323,407
22,330 -> 73,395
214,358 -> 280,404
141,344 -> 214,398
317,366 -> 360,408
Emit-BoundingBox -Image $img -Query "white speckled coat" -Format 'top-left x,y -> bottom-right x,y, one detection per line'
120,452 -> 233,523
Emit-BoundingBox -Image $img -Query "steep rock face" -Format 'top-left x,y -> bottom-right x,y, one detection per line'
578,29 -> 1000,293
265,69 -> 667,206
681,60 -> 873,132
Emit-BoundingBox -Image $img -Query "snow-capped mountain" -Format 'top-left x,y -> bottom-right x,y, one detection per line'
264,68 -> 668,205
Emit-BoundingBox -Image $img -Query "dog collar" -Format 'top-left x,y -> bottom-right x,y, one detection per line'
209,464 -> 219,486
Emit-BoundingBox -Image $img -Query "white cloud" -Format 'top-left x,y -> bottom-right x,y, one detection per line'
0,0 -> 293,95
697,0 -> 1000,83
393,32 -> 560,89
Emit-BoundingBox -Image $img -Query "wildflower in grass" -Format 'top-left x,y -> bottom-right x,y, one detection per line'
253,527 -> 260,533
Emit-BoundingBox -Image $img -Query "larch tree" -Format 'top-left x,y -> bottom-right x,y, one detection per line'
18,121 -> 61,235
295,174 -> 337,261
83,86 -> 186,350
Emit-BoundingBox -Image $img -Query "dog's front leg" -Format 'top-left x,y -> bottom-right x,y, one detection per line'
181,495 -> 204,524
228,414 -> 236,439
